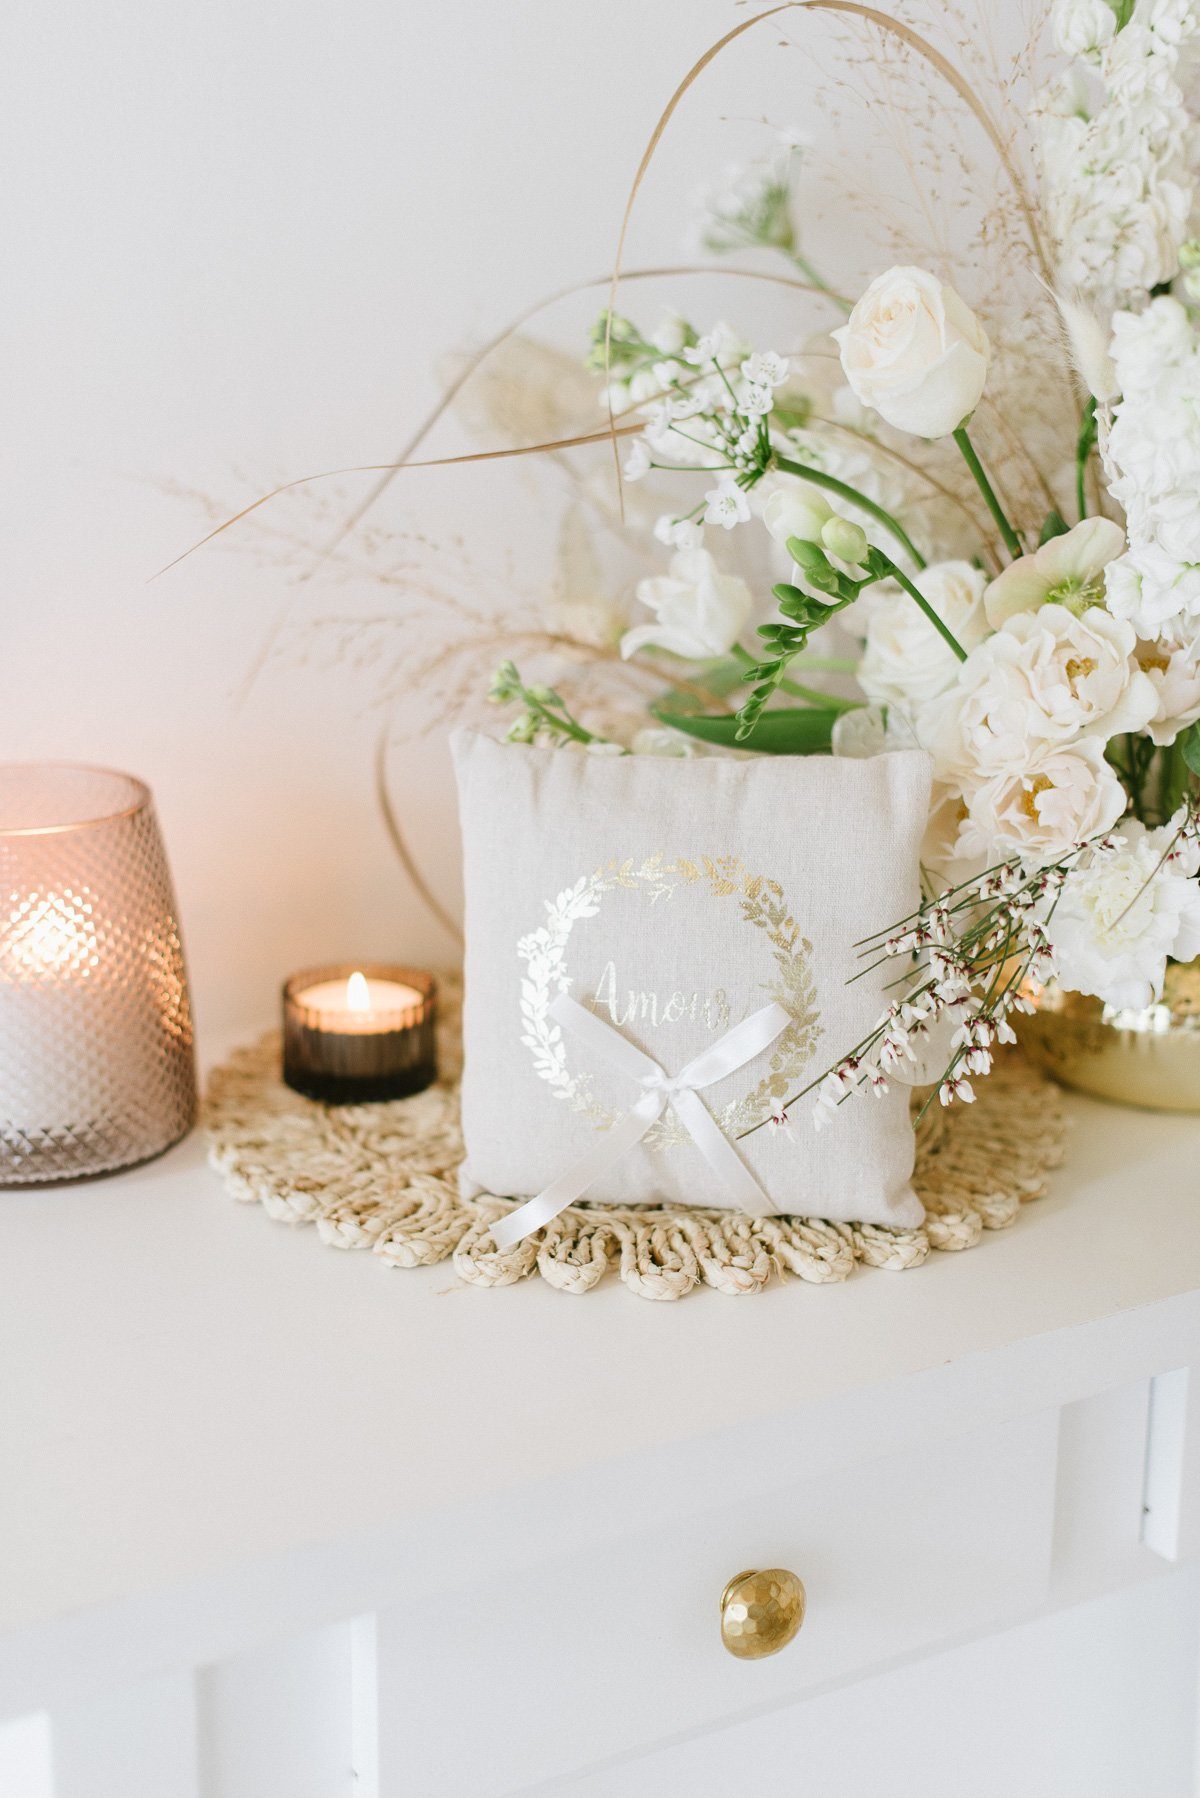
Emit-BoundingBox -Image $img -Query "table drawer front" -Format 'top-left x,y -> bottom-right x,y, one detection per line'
373,1408 -> 1059,1796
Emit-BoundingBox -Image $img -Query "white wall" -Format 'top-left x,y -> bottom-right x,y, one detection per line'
0,0 -> 1028,1040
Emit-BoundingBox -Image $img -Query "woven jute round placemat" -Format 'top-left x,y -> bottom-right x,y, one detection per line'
205,979 -> 1067,1300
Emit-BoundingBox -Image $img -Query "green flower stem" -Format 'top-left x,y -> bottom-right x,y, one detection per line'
731,641 -> 858,686
887,563 -> 968,663
952,427 -> 1022,560
786,248 -> 852,314
776,678 -> 858,710
774,453 -> 926,570
790,654 -> 858,673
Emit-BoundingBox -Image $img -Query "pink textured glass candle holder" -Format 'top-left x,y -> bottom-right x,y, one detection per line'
0,764 -> 197,1184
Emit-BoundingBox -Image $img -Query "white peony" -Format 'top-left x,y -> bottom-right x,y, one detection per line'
832,266 -> 991,439
960,737 -> 1127,862
621,549 -> 752,662
1053,0 -> 1117,60
921,777 -> 987,888
922,604 -> 1158,782
857,562 -> 989,717
1053,815 -> 1200,1008
1139,638 -> 1200,744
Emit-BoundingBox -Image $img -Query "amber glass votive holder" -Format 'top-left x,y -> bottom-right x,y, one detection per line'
282,964 -> 437,1103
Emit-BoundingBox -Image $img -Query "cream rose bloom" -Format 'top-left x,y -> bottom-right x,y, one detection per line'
960,738 -> 1127,863
621,548 -> 752,661
922,604 -> 1158,782
857,561 -> 989,717
833,267 -> 991,439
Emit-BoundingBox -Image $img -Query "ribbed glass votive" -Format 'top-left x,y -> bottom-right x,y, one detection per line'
0,764 -> 197,1184
283,964 -> 437,1102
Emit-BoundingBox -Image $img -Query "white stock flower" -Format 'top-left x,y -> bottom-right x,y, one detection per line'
983,517 -> 1126,627
1053,0 -> 1117,60
960,737 -> 1127,862
621,548 -> 752,662
857,561 -> 989,717
1053,815 -> 1200,1007
832,266 -> 991,439
1139,638 -> 1200,743
1038,9 -> 1200,308
1104,299 -> 1200,640
922,603 -> 1158,782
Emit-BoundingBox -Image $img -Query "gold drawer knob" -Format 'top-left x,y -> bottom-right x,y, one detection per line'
720,1567 -> 806,1660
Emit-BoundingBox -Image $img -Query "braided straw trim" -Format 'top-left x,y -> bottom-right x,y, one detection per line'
205,978 -> 1066,1301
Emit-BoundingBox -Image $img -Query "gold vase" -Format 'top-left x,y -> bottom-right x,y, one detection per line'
1018,959 -> 1200,1114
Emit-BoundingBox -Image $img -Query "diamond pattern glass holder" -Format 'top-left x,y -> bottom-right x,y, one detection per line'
0,764 -> 197,1184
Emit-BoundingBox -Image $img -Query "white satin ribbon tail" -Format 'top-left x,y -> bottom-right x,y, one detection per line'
488,993 -> 790,1250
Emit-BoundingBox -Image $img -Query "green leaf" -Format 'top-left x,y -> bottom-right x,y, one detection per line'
652,704 -> 847,755
1106,0 -> 1134,28
1180,720 -> 1200,779
1038,509 -> 1069,545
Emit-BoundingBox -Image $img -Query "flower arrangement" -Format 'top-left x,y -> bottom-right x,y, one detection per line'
484,0 -> 1200,1123
170,0 -> 1200,1126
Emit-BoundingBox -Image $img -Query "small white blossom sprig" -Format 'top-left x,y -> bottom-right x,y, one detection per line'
733,816 -> 1200,1144
621,335 -> 792,541
488,661 -> 620,753
694,130 -> 848,309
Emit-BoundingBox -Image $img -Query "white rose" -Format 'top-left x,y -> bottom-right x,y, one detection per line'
922,603 -> 1158,782
760,480 -> 834,548
1053,816 -> 1200,1009
832,266 -> 991,439
621,548 -> 752,662
1053,0 -> 1117,59
857,561 -> 989,717
960,737 -> 1127,863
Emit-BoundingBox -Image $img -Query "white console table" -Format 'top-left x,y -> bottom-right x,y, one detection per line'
2,1080 -> 1199,1796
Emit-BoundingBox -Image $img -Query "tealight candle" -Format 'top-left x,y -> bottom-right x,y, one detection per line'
282,963 -> 437,1102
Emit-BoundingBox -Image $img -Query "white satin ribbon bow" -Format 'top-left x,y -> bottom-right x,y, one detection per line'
489,992 -> 790,1251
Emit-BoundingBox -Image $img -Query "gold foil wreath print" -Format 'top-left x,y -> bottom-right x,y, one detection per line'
517,854 -> 822,1149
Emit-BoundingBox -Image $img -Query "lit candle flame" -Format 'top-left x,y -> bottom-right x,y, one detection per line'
346,970 -> 371,1013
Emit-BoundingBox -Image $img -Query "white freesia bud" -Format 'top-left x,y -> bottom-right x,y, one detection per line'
821,516 -> 869,564
621,548 -> 753,662
760,482 -> 833,547
833,266 -> 991,439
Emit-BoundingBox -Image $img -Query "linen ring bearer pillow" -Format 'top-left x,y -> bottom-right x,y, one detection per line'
452,730 -> 932,1248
